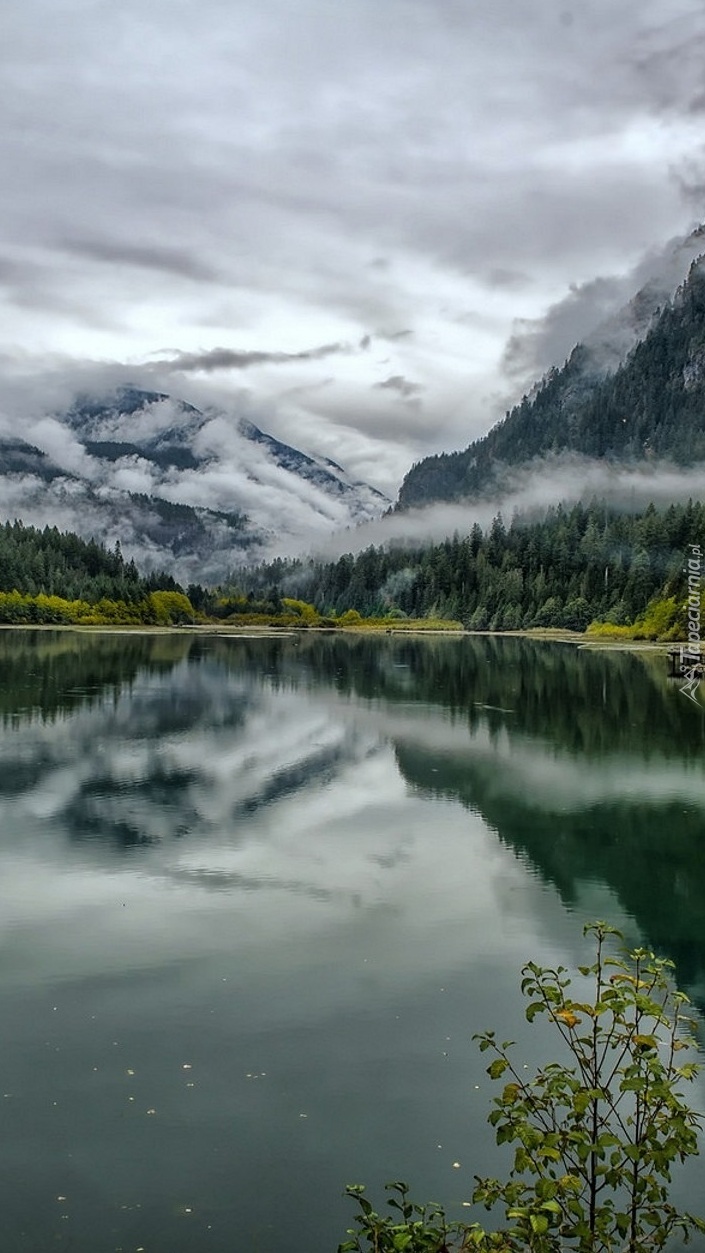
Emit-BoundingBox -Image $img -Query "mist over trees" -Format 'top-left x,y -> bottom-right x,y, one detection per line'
237,499 -> 705,633
1,486 -> 703,640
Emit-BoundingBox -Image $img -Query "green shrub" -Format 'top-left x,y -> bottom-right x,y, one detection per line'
339,923 -> 705,1253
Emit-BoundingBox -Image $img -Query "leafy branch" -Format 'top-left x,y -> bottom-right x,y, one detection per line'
339,923 -> 705,1253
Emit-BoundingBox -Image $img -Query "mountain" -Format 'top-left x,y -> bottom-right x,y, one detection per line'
576,223 -> 705,374
0,387 -> 388,582
61,386 -> 386,515
397,252 -> 705,510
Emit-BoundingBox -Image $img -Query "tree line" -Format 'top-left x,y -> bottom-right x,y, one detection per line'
234,498 -> 705,634
0,520 -> 192,624
2,500 -> 703,637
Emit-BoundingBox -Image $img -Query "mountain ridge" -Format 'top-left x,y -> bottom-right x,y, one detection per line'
397,251 -> 705,511
0,387 -> 389,581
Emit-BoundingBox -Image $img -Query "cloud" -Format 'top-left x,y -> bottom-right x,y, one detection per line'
1,0 -> 705,496
501,226 -> 705,387
24,416 -> 99,479
485,268 -> 530,290
375,329 -> 413,341
625,12 -> 705,116
60,238 -> 218,283
304,452 -> 705,559
155,342 -> 354,373
373,375 -> 424,399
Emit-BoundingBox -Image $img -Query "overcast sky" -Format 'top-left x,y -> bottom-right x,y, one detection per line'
2,0 -> 705,495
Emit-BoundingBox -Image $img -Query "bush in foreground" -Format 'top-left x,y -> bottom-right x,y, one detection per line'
339,923 -> 705,1253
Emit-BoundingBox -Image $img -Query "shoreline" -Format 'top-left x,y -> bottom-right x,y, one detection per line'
0,622 -> 680,652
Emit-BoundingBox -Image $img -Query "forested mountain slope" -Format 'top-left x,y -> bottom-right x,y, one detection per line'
0,387 -> 387,581
397,258 -> 705,509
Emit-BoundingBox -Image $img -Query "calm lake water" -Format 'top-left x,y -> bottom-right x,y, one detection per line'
1,629 -> 704,1252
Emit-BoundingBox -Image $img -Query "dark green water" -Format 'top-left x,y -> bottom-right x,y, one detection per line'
0,629 -> 704,1252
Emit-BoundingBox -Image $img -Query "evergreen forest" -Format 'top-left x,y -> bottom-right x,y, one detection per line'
0,520 -> 191,625
235,498 -> 705,636
1,497 -> 704,639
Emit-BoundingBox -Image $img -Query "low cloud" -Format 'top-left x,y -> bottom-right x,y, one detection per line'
305,453 -> 705,559
25,416 -> 100,480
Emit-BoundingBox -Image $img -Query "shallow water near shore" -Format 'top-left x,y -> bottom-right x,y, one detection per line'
1,629 -> 704,1252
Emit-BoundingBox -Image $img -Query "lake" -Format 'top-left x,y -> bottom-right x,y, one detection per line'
1,628 -> 704,1253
